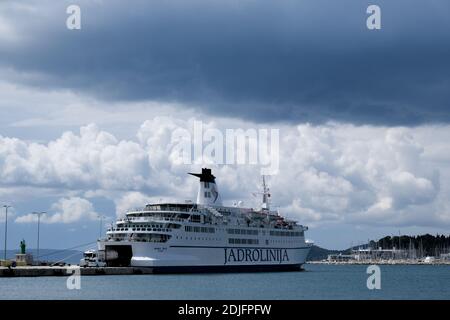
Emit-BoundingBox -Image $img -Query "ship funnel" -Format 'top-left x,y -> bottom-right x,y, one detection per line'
189,168 -> 223,206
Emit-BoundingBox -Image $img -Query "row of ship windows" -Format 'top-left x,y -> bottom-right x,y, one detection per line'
269,231 -> 304,237
229,238 -> 259,245
171,237 -> 300,245
185,226 -> 215,233
227,229 -> 302,237
227,228 -> 258,235
272,239 -> 302,244
183,226 -> 294,236
116,224 -> 164,229
112,228 -> 170,232
176,236 -> 221,241
111,225 -> 303,237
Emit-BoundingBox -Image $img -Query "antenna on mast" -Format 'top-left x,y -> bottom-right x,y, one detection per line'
261,175 -> 271,211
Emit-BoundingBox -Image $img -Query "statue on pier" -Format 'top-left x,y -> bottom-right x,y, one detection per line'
15,240 -> 33,265
20,239 -> 26,254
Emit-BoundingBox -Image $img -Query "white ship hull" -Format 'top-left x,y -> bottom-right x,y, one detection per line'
98,240 -> 312,272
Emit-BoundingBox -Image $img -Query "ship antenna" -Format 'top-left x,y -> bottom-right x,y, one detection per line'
261,175 -> 270,211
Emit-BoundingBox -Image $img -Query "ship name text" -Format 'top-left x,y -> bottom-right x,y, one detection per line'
224,248 -> 289,264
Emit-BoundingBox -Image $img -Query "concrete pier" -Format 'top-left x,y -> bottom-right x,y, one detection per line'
0,266 -> 156,277
1,264 -> 306,276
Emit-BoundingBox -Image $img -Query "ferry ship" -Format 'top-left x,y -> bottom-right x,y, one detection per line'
96,168 -> 312,272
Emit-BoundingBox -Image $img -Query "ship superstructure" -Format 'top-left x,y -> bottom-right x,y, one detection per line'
97,168 -> 312,272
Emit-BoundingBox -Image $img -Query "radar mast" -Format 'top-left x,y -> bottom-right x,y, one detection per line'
261,175 -> 271,211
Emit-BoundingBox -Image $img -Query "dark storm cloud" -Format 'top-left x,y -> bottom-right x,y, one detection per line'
1,0 -> 450,125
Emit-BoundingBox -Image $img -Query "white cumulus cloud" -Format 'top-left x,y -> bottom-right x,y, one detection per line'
15,197 -> 98,224
3,119 -> 450,229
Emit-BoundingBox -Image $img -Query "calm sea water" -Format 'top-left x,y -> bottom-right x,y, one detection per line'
0,264 -> 449,300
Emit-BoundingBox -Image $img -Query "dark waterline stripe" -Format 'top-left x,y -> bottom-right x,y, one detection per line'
170,245 -> 311,250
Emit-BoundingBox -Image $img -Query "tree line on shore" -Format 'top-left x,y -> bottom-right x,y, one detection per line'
368,234 -> 450,256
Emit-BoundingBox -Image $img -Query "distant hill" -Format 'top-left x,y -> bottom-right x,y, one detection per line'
307,245 -> 340,261
373,234 -> 450,256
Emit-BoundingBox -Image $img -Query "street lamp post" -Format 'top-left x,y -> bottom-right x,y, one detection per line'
3,205 -> 11,261
32,212 -> 46,261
